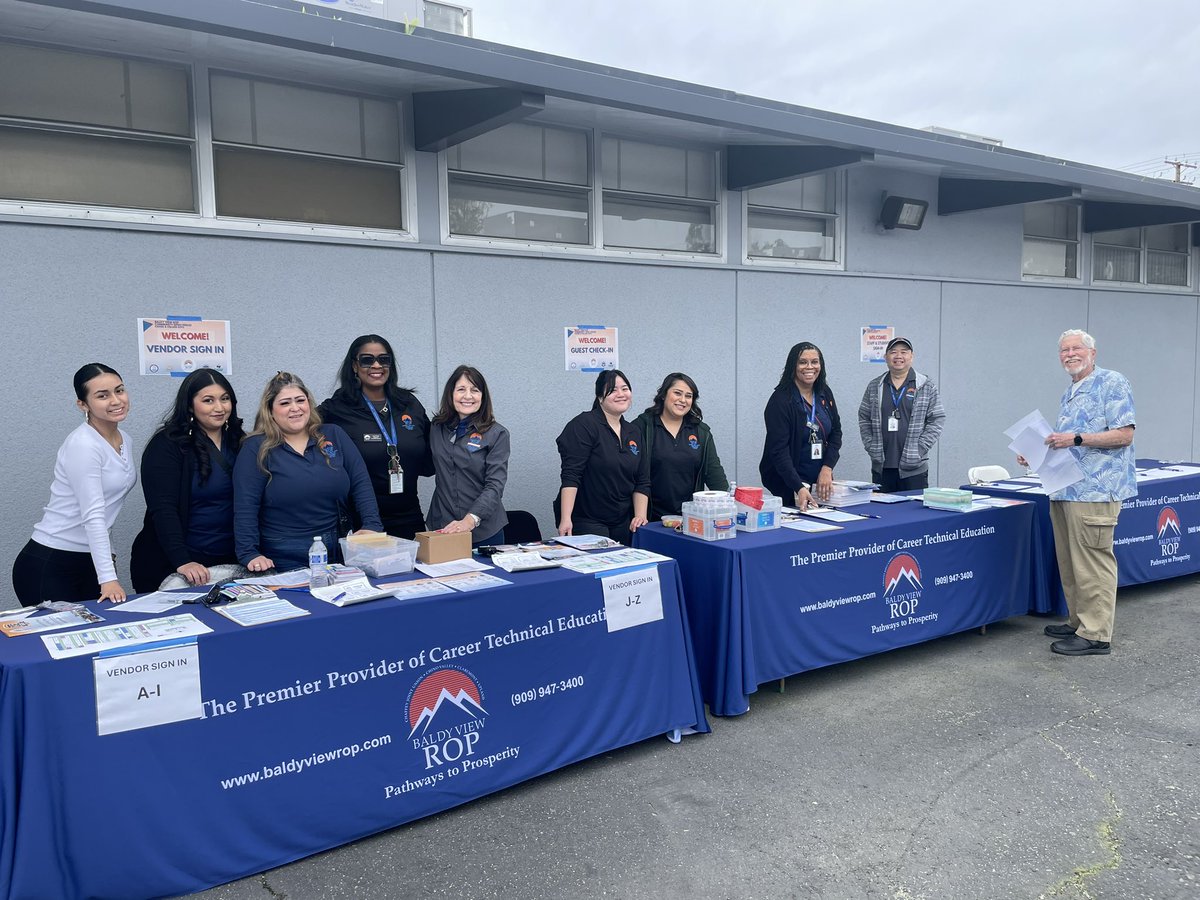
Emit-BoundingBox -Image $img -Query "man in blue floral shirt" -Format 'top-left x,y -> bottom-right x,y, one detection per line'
1039,329 -> 1136,656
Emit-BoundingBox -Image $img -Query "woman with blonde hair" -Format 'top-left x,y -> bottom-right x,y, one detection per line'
233,372 -> 382,573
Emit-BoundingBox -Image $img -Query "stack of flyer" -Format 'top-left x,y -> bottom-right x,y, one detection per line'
825,480 -> 877,507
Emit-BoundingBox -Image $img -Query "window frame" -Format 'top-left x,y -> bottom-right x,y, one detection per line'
740,170 -> 845,270
0,45 -> 418,245
1091,223 -> 1194,290
0,37 -> 200,216
440,123 -> 727,263
1021,201 -> 1082,283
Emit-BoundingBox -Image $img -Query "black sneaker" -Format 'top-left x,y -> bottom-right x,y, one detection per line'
1043,623 -> 1077,637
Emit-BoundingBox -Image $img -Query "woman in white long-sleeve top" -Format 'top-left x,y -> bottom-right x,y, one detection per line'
12,363 -> 137,605
427,365 -> 510,547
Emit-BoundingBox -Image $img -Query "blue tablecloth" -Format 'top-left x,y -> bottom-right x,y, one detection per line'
0,562 -> 707,900
965,459 -> 1200,616
636,501 -> 1033,717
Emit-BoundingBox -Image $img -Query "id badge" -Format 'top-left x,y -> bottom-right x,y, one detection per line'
887,416 -> 900,432
388,453 -> 404,494
811,441 -> 823,460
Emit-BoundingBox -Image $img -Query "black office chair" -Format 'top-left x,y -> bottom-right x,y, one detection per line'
505,509 -> 542,544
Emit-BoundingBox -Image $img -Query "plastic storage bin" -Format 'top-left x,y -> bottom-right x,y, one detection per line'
736,494 -> 782,532
339,535 -> 418,577
682,492 -> 737,542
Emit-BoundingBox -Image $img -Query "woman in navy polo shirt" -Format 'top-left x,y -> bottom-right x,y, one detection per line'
130,368 -> 245,591
633,372 -> 729,520
318,335 -> 433,539
234,372 -> 382,573
555,369 -> 650,545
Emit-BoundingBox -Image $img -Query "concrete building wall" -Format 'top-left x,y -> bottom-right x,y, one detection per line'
3,215 -> 1197,603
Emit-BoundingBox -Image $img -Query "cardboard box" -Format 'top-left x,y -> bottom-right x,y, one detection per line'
415,530 -> 472,564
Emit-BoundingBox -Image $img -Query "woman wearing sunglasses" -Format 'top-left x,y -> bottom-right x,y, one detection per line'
318,335 -> 433,539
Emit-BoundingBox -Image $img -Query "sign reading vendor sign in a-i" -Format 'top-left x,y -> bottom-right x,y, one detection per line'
138,316 -> 232,376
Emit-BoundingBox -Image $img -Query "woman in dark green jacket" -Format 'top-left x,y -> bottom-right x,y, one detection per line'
633,372 -> 730,520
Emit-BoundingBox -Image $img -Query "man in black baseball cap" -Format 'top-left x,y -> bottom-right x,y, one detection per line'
858,337 -> 945,492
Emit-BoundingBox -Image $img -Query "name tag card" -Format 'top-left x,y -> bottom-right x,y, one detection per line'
601,565 -> 663,633
94,640 -> 203,735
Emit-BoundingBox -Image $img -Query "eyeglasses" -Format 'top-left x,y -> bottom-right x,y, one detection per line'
356,354 -> 392,368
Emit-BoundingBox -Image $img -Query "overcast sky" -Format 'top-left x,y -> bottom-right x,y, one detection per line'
467,0 -> 1200,181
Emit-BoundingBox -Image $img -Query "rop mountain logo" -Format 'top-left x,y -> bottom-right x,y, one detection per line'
883,552 -> 922,598
406,666 -> 489,769
1157,506 -> 1182,541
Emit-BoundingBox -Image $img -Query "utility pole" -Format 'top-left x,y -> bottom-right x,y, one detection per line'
1164,158 -> 1197,183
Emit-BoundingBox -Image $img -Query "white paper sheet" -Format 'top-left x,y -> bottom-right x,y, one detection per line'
41,614 -> 213,660
213,597 -> 309,626
602,566 -> 663,632
378,578 -> 456,600
414,558 -> 493,577
437,572 -> 511,592
107,591 -> 205,614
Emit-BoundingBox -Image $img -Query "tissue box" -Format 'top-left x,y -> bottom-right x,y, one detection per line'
339,534 -> 418,577
415,530 -> 473,564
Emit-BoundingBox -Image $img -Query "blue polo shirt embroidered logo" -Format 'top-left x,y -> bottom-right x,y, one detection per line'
687,434 -> 700,450
627,439 -> 639,456
400,414 -> 415,431
319,439 -> 338,459
466,432 -> 484,452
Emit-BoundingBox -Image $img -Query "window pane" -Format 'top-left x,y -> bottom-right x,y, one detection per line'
747,173 -> 834,213
686,149 -> 717,200
448,175 -> 589,243
0,43 -> 190,136
1146,223 -> 1188,252
0,126 -> 194,211
210,74 -> 400,163
1023,203 -> 1077,240
214,147 -> 402,229
1093,245 -> 1139,282
602,197 -> 715,252
1093,227 -> 1139,248
604,137 -> 686,196
1022,238 -> 1077,278
1147,250 -> 1188,286
451,123 -> 587,185
747,209 -> 835,260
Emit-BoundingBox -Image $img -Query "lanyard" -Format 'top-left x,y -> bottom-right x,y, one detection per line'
362,392 -> 398,450
798,390 -> 824,440
889,381 -> 908,411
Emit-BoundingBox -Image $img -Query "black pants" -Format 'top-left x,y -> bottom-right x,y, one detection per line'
12,539 -> 101,607
571,518 -> 634,547
873,468 -> 929,493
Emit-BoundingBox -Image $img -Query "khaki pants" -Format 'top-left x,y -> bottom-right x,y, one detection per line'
1048,500 -> 1120,642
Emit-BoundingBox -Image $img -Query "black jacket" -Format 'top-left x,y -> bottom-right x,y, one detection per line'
318,387 -> 434,537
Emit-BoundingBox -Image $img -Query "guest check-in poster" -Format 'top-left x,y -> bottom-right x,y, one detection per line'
861,325 -> 893,363
564,325 -> 619,372
138,317 -> 232,375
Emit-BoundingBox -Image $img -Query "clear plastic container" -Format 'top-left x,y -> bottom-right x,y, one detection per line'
736,494 -> 782,531
339,535 -> 419,577
682,494 -> 738,541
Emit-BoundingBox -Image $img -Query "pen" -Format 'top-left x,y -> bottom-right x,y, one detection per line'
329,591 -> 346,603
856,513 -> 882,519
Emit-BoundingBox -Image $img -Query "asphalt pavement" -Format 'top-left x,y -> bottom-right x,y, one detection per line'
186,575 -> 1199,900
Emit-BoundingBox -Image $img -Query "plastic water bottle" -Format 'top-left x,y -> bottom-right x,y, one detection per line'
308,536 -> 331,588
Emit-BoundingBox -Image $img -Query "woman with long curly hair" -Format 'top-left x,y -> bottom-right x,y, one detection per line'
130,368 -> 246,591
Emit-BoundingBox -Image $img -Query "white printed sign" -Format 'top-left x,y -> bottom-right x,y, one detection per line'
565,325 -> 618,372
601,565 -> 663,633
94,641 -> 203,735
861,325 -> 893,363
138,317 -> 232,375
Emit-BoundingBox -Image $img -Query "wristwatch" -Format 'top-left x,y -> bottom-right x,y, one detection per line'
1073,433 -> 1083,446
469,513 -> 481,528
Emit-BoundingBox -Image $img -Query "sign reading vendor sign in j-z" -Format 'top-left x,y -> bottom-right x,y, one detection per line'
564,325 -> 618,372
138,316 -> 232,376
